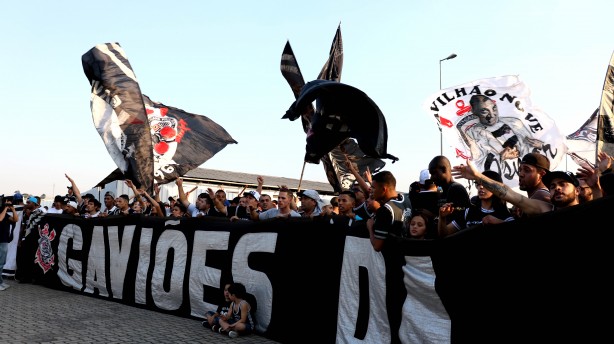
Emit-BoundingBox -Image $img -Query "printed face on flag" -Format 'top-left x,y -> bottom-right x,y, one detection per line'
423,75 -> 568,188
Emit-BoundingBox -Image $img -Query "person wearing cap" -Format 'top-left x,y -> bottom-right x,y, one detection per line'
65,173 -> 84,210
297,189 -> 323,217
64,200 -> 81,216
20,195 -> 47,242
519,153 -> 551,202
13,191 -> 23,204
229,190 -> 261,221
320,198 -> 333,216
452,158 -> 596,216
101,191 -> 118,216
409,169 -> 440,223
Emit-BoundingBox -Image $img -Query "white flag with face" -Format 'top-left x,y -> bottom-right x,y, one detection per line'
423,75 -> 568,188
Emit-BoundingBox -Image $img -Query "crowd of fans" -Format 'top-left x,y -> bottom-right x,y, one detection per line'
3,152 -> 613,291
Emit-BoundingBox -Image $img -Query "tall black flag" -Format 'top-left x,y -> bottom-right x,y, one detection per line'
281,25 -> 388,192
597,51 -> 614,158
285,80 -> 398,164
82,43 -> 154,193
85,43 -> 237,190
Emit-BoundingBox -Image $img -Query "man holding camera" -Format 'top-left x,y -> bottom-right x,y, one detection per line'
0,196 -> 18,290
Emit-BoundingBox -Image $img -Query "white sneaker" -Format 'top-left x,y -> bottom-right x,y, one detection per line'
228,331 -> 239,338
0,284 -> 8,291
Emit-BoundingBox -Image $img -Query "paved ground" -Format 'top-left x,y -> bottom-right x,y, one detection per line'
0,278 -> 281,344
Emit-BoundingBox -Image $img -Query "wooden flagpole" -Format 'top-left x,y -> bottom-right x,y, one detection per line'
297,161 -> 306,193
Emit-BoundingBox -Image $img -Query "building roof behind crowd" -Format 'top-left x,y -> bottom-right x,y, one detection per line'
84,167 -> 336,203
183,168 -> 335,195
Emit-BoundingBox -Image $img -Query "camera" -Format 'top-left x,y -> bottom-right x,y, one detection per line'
2,195 -> 12,208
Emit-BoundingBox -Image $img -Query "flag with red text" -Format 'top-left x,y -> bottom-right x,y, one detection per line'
423,75 -> 567,188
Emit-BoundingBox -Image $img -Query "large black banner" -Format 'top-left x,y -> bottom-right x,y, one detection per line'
21,196 -> 614,343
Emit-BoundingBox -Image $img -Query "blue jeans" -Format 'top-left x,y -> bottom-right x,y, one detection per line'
0,242 -> 8,285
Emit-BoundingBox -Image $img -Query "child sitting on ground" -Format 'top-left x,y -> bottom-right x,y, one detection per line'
202,281 -> 232,331
216,282 -> 254,338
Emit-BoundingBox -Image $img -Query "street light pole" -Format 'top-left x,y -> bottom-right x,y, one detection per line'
438,53 -> 457,156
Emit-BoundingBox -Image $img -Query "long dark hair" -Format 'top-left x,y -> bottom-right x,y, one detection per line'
481,170 -> 508,210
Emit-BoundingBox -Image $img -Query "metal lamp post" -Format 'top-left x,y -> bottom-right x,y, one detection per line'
438,53 -> 457,155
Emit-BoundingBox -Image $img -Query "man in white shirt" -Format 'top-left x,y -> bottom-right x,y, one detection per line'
47,195 -> 65,214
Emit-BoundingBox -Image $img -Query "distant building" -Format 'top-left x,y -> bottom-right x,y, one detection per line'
82,167 -> 336,204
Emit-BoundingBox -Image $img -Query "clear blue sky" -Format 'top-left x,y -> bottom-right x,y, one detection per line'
1,0 -> 612,199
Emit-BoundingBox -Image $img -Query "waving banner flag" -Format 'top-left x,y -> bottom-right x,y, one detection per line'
281,25 -> 387,191
142,95 -> 237,184
82,43 -> 154,192
423,75 -> 567,188
318,23 -> 343,83
566,108 -> 599,168
97,95 -> 237,187
96,94 -> 237,187
285,80 -> 398,164
280,41 -> 313,132
597,51 -> 614,158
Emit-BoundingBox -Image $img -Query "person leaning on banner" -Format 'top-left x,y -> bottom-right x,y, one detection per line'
438,170 -> 514,238
64,200 -> 81,216
252,186 -> 301,220
175,178 -> 209,217
364,170 -> 411,344
297,190 -> 323,217
452,158 -> 605,216
232,190 -> 260,222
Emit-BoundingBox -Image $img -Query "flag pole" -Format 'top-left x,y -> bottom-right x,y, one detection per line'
297,161 -> 306,193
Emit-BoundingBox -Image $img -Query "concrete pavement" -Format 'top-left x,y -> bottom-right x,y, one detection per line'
0,278 -> 282,344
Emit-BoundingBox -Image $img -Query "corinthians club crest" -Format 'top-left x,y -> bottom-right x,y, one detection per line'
35,223 -> 56,273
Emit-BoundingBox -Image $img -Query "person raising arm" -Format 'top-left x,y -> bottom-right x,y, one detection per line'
452,159 -> 554,216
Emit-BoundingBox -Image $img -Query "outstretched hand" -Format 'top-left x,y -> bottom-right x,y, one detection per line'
577,164 -> 600,188
451,159 -> 479,181
598,152 -> 612,173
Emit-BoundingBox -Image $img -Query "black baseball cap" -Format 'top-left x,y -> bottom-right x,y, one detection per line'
542,171 -> 579,187
520,153 -> 550,172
